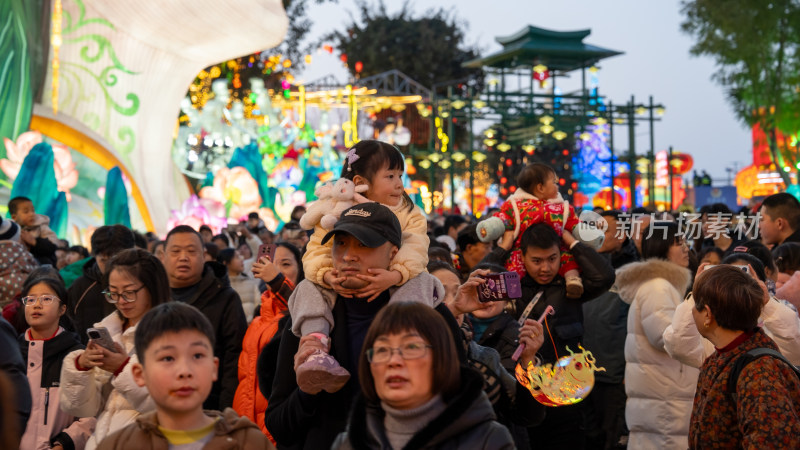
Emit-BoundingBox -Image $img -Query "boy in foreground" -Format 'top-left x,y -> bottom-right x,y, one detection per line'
97,302 -> 273,449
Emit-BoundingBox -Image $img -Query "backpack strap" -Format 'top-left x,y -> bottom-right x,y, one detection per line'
727,347 -> 800,402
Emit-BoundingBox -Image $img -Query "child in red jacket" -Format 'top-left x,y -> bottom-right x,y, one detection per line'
482,163 -> 583,297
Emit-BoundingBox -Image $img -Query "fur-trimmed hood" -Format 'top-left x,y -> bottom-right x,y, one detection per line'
506,188 -> 564,204
615,259 -> 692,304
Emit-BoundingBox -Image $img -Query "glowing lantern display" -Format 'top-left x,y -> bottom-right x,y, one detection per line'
593,188 -> 625,210
516,346 -> 605,406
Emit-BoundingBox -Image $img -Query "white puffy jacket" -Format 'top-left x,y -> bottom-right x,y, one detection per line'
664,293 -> 800,368
59,312 -> 154,450
616,259 -> 694,450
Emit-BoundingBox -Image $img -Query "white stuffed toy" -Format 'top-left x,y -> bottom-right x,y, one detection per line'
299,178 -> 369,231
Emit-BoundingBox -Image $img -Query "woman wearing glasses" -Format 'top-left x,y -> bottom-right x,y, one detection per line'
333,302 -> 515,450
60,249 -> 170,450
18,268 -> 96,450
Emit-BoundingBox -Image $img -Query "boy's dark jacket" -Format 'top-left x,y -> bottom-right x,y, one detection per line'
483,242 -> 616,364
96,408 -> 274,449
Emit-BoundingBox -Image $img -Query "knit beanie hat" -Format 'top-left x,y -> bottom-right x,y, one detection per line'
0,217 -> 21,241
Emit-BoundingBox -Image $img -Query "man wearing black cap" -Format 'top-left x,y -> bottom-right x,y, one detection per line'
284,203 -> 442,390
266,203 -> 464,449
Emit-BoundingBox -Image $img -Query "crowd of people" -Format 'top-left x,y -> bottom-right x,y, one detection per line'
1,139 -> 800,449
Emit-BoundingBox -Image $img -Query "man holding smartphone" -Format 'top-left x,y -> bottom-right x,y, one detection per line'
483,222 -> 616,450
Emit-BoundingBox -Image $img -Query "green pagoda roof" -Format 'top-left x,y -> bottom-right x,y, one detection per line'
463,25 -> 623,72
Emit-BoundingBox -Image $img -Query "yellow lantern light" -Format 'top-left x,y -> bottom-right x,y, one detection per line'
429,153 -> 442,163
451,100 -> 466,110
451,151 -> 467,162
635,106 -> 646,116
539,115 -> 554,125
533,64 -> 548,74
656,107 -> 666,116
440,160 -> 452,169
419,160 -> 432,169
522,144 -> 535,153
484,138 -> 497,147
553,131 -> 568,140
580,132 -> 591,141
485,129 -> 495,138
497,143 -> 511,152
472,152 -> 488,162
473,100 -> 487,109
540,124 -> 554,134
591,117 -> 607,126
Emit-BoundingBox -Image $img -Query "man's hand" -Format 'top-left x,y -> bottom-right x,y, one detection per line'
293,334 -> 328,395
252,256 -> 279,283
518,319 -> 545,367
20,229 -> 35,246
448,269 -> 494,317
352,269 -> 402,301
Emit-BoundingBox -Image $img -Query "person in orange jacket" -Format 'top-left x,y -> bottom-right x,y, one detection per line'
233,243 -> 303,440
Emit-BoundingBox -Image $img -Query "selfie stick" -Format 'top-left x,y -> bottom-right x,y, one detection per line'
511,291 -> 543,361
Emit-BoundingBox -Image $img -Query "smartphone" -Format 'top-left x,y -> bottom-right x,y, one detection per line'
258,243 -> 276,261
477,272 -> 522,303
87,327 -> 119,353
706,264 -> 748,274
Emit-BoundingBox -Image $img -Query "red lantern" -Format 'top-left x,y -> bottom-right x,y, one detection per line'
355,61 -> 363,73
510,186 -> 517,193
533,70 -> 550,88
340,54 -> 348,63
593,188 -> 624,210
572,191 -> 590,207
669,153 -> 694,175
500,177 -> 508,184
